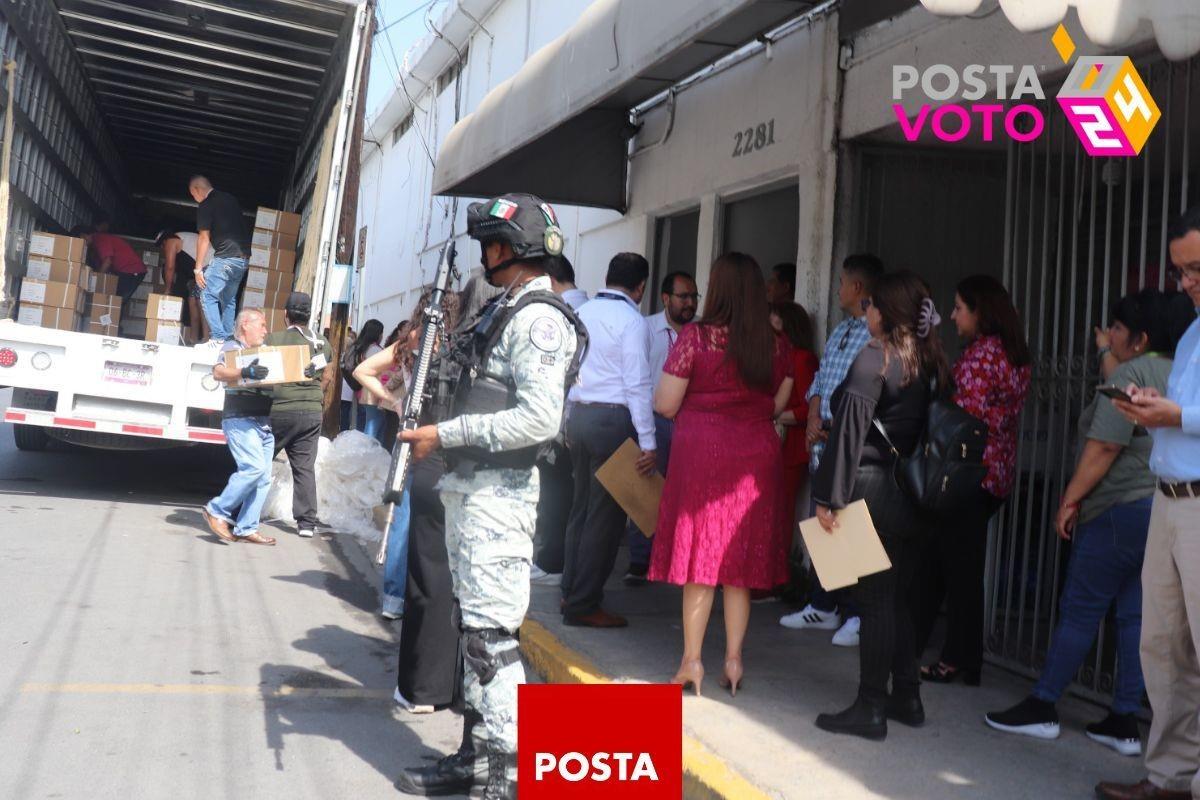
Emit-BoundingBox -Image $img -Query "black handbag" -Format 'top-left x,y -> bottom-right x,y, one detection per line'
872,385 -> 989,516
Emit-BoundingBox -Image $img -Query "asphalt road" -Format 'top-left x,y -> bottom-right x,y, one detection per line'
0,389 -> 464,799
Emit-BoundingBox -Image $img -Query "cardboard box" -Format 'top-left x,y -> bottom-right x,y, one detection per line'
140,249 -> 160,268
17,304 -> 80,331
20,278 -> 85,312
255,207 -> 301,237
242,287 -> 289,310
88,294 -> 122,327
88,271 -> 120,295
26,256 -> 89,288
85,320 -> 121,337
264,307 -> 288,331
123,299 -> 147,319
146,293 -> 183,321
28,232 -> 86,263
145,319 -> 183,346
245,266 -> 289,293
130,281 -> 154,301
251,228 -> 298,253
122,318 -> 147,338
223,344 -> 310,387
248,246 -> 296,274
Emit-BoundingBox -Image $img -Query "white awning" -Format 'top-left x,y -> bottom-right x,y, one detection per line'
432,0 -> 816,211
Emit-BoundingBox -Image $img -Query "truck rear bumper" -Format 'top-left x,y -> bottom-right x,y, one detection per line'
4,407 -> 225,444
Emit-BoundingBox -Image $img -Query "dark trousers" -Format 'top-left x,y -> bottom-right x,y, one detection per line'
849,466 -> 924,706
910,487 -> 1003,673
561,404 -> 635,617
626,414 -> 673,570
534,438 -> 573,574
115,271 -> 145,301
397,455 -> 460,708
270,411 -> 321,529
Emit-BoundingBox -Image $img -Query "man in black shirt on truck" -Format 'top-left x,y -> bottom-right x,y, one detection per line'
189,175 -> 251,351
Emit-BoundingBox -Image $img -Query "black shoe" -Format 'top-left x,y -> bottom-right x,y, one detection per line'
983,696 -> 1060,740
815,696 -> 887,741
394,748 -> 483,795
623,564 -> 648,587
1086,712 -> 1142,757
885,694 -> 925,728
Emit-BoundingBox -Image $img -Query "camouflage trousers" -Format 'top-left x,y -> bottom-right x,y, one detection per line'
440,467 -> 536,766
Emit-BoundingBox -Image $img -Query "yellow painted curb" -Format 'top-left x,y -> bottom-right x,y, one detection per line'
519,619 -> 774,800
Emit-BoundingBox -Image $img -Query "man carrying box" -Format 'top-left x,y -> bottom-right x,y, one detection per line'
189,175 -> 251,351
202,308 -> 277,547
265,292 -> 332,540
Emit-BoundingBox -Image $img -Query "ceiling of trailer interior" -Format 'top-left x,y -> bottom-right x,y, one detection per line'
51,0 -> 355,224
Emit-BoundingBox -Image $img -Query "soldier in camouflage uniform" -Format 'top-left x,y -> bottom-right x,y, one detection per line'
394,193 -> 583,800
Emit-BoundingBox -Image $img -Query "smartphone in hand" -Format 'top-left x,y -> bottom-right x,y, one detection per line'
1097,385 -> 1134,403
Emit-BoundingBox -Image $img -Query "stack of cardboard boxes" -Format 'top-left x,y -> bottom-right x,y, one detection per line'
248,206 -> 298,331
17,233 -> 88,331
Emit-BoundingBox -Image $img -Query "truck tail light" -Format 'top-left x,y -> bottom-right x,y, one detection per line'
0,347 -> 16,367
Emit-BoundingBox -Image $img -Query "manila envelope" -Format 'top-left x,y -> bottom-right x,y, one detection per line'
595,438 -> 664,538
798,500 -> 892,591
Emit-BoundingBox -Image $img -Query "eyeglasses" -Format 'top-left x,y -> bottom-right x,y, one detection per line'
669,292 -> 701,302
1168,264 -> 1200,283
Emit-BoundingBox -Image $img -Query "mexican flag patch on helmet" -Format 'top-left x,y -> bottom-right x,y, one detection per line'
489,198 -> 519,220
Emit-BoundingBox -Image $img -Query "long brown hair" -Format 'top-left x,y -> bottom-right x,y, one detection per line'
701,252 -> 775,391
870,270 -> 952,392
770,301 -> 814,351
392,289 -> 462,368
955,274 -> 1031,367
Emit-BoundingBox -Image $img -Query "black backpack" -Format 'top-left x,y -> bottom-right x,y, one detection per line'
872,383 -> 989,516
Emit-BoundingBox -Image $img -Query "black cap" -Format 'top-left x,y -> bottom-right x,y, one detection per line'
285,292 -> 311,316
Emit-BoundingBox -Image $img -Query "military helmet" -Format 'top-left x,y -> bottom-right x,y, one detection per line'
466,193 -> 564,262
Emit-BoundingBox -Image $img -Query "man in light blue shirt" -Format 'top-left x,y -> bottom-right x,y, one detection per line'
781,254 -> 884,643
1101,207 -> 1200,800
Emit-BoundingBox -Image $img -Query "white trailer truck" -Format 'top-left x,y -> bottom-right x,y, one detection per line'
0,0 -> 369,451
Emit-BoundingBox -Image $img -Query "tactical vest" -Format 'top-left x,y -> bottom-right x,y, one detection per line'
444,289 -> 588,471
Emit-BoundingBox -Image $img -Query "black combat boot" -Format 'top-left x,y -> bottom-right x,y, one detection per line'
394,712 -> 487,796
481,748 -> 517,800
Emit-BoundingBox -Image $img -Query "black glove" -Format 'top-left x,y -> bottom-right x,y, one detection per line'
303,363 -> 316,378
240,358 -> 269,381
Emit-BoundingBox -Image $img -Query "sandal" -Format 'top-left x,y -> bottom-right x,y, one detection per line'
921,661 -> 980,686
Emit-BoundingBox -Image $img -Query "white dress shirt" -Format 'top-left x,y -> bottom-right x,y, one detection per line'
646,309 -> 679,394
561,287 -> 589,310
569,288 -> 657,450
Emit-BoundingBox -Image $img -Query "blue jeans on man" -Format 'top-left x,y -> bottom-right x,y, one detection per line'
207,416 -> 274,537
201,256 -> 248,341
627,414 -> 674,572
381,483 -> 413,617
1032,496 -> 1151,714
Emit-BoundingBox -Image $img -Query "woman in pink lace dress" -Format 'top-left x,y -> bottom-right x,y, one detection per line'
649,252 -> 795,697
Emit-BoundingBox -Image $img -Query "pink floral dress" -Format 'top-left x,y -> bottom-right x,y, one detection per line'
648,323 -> 792,589
952,335 -> 1031,498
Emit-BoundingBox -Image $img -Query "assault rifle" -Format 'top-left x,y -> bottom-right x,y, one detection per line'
376,240 -> 458,565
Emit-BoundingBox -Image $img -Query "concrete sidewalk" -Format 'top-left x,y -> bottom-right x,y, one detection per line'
523,551 -> 1144,800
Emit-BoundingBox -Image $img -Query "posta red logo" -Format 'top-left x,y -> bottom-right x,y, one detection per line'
518,683 -> 682,798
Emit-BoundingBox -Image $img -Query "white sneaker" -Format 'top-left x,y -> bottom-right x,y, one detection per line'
194,338 -> 225,350
832,616 -> 861,647
530,565 -> 562,586
779,604 -> 841,630
297,528 -> 315,539
393,687 -> 433,714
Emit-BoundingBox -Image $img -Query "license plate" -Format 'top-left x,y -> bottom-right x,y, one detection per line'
103,360 -> 152,386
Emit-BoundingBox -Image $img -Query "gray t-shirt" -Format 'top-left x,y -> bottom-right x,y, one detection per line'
1077,353 -> 1172,522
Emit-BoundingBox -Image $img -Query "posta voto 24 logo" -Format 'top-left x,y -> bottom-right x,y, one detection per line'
892,24 -> 1161,156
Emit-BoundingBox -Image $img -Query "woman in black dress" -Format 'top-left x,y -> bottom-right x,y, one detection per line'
811,270 -> 951,741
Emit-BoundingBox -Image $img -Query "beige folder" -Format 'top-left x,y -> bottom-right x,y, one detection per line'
596,438 -> 664,538
798,500 -> 892,591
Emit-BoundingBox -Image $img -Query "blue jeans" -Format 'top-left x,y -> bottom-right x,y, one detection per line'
627,414 -> 673,569
381,483 -> 413,614
201,256 -> 247,341
208,416 -> 274,537
1033,496 -> 1152,714
361,405 -> 386,445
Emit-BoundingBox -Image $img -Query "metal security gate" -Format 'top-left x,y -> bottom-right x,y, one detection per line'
985,55 -> 1197,702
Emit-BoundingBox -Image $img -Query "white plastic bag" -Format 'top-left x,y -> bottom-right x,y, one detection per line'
262,453 -> 297,525
316,430 -> 391,543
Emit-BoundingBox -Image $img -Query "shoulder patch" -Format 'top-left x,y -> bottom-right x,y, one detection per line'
529,315 -> 564,353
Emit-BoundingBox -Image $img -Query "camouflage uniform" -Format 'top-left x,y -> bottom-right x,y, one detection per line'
436,274 -> 576,780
